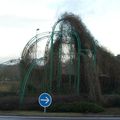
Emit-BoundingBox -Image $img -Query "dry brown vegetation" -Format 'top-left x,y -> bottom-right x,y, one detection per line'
0,13 -> 120,111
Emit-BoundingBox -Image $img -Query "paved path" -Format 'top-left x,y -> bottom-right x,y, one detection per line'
0,116 -> 120,120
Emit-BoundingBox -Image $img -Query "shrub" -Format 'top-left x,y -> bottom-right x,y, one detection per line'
104,95 -> 120,107
27,84 -> 36,94
48,101 -> 104,113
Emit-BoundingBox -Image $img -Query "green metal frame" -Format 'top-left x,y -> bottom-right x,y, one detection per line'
19,58 -> 44,105
19,18 -> 97,105
49,19 -> 81,94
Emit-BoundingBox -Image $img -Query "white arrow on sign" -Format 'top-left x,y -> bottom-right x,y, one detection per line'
41,97 -> 49,104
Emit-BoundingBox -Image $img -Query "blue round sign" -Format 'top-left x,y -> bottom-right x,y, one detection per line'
38,93 -> 52,107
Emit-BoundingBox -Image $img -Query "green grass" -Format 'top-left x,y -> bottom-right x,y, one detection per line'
0,108 -> 120,116
0,111 -> 83,116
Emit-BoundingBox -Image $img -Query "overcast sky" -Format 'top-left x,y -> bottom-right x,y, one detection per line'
0,0 -> 120,62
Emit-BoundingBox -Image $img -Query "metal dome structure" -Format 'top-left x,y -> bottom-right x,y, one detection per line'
19,13 -> 102,105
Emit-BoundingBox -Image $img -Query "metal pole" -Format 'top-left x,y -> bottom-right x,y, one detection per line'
44,107 -> 46,113
36,28 -> 39,60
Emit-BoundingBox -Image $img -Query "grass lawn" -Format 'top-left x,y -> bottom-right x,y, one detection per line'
0,108 -> 120,116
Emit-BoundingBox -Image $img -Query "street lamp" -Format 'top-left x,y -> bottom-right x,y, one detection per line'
35,28 -> 39,61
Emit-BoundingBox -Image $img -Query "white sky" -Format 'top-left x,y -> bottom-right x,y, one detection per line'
0,0 -> 120,61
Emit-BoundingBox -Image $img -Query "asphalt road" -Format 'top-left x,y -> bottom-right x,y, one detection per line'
0,116 -> 120,120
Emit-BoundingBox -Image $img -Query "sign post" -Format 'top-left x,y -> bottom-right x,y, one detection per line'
38,93 -> 52,112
